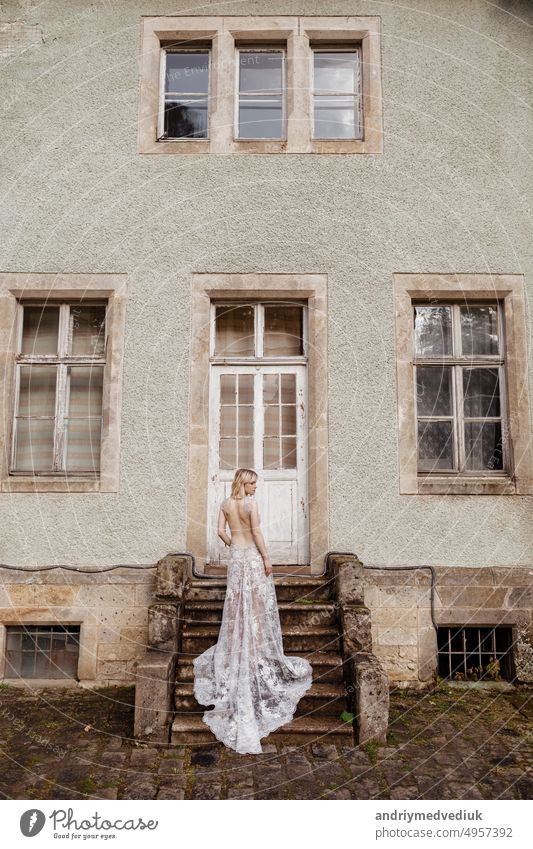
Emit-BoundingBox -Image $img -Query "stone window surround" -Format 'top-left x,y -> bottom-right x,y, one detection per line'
0,273 -> 128,493
187,274 -> 328,573
0,615 -> 97,682
138,15 -> 383,155
393,273 -> 533,496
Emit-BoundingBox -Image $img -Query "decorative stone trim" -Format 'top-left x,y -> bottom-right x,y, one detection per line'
138,15 -> 383,155
0,272 -> 128,493
393,274 -> 533,495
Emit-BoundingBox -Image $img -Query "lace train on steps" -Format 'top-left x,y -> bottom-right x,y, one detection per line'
193,541 -> 313,754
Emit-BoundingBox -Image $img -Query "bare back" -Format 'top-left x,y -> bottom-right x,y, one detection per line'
221,495 -> 255,546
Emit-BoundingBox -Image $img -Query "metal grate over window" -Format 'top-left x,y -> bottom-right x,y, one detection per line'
5,625 -> 80,679
437,626 -> 513,682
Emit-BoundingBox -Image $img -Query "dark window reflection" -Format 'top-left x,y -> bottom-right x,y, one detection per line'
163,51 -> 209,139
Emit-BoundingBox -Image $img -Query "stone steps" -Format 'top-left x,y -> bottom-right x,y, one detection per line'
187,577 -> 333,603
174,680 -> 347,716
183,600 -> 337,627
170,714 -> 354,746
176,651 -> 345,685
171,572 -> 354,746
181,625 -> 341,655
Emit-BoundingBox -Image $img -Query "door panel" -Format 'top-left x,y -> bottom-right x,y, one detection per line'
208,365 -> 308,565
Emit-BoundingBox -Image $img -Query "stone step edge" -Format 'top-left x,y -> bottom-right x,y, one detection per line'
174,681 -> 346,698
171,714 -> 353,736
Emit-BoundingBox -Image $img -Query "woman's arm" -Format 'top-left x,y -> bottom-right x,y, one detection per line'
217,506 -> 232,547
249,501 -> 272,576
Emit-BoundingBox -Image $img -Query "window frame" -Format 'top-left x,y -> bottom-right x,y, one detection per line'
210,300 -> 308,363
393,274 -> 533,495
234,46 -> 287,141
310,45 -> 363,141
138,16 -> 383,155
0,273 -> 127,493
413,300 -> 508,476
11,301 -> 107,476
157,46 -> 211,141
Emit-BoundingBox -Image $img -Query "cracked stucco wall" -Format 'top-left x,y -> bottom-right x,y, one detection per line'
0,0 -> 532,572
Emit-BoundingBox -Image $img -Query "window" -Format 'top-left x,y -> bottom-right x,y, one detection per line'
159,48 -> 210,139
312,49 -> 361,139
213,301 -> 305,359
0,272 -> 127,493
415,302 -> 505,475
394,274 -> 533,495
139,16 -> 383,154
437,626 -> 513,682
5,625 -> 81,679
237,49 -> 285,139
12,303 -> 106,475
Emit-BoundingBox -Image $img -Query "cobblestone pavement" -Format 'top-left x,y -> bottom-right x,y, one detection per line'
0,683 -> 531,800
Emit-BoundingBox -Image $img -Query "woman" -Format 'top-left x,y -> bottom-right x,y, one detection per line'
193,468 -> 313,754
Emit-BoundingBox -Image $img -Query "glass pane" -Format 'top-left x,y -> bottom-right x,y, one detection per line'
416,366 -> 452,417
165,52 -> 209,94
281,437 -> 297,469
65,418 -> 102,471
263,374 -> 279,404
282,405 -> 296,435
239,52 -> 283,92
463,368 -> 500,418
264,405 -> 279,437
414,306 -> 453,356
220,438 -> 236,469
220,374 -> 236,404
164,97 -> 208,138
21,306 -> 59,355
464,421 -> 503,471
238,437 -> 253,467
220,406 -> 236,437
215,306 -> 254,356
238,95 -> 283,138
68,367 -> 104,418
69,305 -> 106,356
263,437 -> 279,469
280,373 -> 296,403
238,405 -> 253,437
264,305 -> 303,355
18,366 -> 57,416
238,373 -> 254,404
417,420 -> 454,471
15,418 -> 55,471
460,305 -> 499,356
314,52 -> 358,93
313,96 -> 356,138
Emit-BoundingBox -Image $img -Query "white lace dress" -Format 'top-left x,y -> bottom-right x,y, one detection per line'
193,496 -> 313,754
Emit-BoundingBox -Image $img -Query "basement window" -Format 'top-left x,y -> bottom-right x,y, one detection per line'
4,625 -> 81,679
437,626 -> 513,682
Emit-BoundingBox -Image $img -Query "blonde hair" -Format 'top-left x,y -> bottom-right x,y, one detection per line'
230,468 -> 258,498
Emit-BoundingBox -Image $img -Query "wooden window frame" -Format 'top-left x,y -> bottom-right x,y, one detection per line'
157,46 -> 211,141
138,16 -> 383,155
414,301 -> 508,475
0,273 -> 128,493
11,301 -> 107,476
234,46 -> 287,141
310,45 -> 363,141
210,300 -> 308,363
394,274 -> 533,495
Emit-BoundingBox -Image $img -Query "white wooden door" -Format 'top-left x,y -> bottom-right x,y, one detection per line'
208,364 -> 308,565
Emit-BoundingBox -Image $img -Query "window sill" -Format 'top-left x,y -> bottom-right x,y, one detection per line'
2,477 -> 104,493
416,475 -> 516,495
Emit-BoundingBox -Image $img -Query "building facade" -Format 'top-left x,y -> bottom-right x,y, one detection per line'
0,1 -> 532,689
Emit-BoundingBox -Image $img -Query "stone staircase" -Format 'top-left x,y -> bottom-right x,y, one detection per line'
170,575 -> 355,745
134,553 -> 389,748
